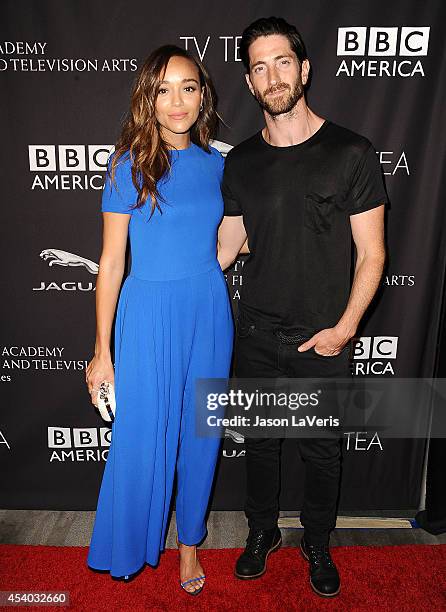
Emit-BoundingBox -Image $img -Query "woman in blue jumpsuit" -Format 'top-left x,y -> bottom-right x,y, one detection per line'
86,46 -> 233,593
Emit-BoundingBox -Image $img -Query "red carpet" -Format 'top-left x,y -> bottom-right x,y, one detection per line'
1,544 -> 446,611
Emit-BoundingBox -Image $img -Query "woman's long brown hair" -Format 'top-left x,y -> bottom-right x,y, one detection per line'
108,45 -> 219,217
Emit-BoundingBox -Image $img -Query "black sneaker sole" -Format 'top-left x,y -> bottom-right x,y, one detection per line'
234,536 -> 282,580
299,539 -> 340,598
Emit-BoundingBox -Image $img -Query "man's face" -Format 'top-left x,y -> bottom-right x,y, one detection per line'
245,34 -> 309,116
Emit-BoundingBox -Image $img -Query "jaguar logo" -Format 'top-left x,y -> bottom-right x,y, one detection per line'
40,249 -> 99,274
210,139 -> 233,158
225,428 -> 245,443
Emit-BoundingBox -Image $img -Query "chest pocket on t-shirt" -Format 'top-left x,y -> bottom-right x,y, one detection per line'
304,193 -> 338,234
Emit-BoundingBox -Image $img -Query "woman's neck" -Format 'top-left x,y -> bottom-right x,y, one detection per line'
163,131 -> 191,151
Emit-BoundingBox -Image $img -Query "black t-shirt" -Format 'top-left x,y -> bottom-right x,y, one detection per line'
222,120 -> 388,333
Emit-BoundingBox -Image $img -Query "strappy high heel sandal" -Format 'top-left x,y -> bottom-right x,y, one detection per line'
180,574 -> 206,595
176,536 -> 206,595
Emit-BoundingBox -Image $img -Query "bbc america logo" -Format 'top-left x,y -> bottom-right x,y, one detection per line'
28,145 -> 115,190
336,27 -> 430,77
48,426 -> 111,462
352,336 -> 398,376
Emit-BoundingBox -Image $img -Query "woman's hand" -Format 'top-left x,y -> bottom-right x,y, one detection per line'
85,354 -> 115,407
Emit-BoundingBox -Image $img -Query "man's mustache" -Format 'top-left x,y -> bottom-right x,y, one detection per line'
263,83 -> 291,96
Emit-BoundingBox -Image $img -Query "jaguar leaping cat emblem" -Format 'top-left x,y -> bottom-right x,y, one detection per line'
40,249 -> 99,274
225,428 -> 245,443
210,139 -> 233,157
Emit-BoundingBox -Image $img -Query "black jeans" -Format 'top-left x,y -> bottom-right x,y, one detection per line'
234,310 -> 352,545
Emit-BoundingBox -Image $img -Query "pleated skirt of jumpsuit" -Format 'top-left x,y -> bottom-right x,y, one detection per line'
87,263 -> 234,578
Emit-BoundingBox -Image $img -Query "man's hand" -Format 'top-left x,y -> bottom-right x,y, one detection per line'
297,325 -> 354,356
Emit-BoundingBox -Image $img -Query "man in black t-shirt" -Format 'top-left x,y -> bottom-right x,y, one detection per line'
218,17 -> 387,598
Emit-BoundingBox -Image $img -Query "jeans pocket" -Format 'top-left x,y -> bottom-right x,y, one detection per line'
304,194 -> 336,234
311,343 -> 351,358
276,330 -> 310,345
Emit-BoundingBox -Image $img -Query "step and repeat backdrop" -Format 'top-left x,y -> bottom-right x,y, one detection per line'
1,1 -> 445,511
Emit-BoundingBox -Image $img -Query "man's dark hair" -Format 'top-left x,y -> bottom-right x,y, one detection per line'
239,16 -> 308,72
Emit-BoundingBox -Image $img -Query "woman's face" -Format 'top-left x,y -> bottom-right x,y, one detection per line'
155,56 -> 203,143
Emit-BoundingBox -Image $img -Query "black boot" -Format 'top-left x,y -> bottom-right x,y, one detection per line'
300,537 -> 340,597
235,527 -> 282,579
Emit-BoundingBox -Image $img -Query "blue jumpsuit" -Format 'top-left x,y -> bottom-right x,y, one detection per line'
87,143 -> 234,578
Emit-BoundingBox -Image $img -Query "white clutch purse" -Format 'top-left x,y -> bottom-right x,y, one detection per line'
96,380 -> 116,422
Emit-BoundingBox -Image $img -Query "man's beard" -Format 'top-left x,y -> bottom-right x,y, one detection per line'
254,79 -> 304,116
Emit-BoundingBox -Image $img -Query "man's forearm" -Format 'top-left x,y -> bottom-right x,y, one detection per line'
217,215 -> 248,270
239,238 -> 250,254
217,245 -> 238,271
335,251 -> 386,340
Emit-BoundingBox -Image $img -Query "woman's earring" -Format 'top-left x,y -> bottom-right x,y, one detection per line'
199,101 -> 203,112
